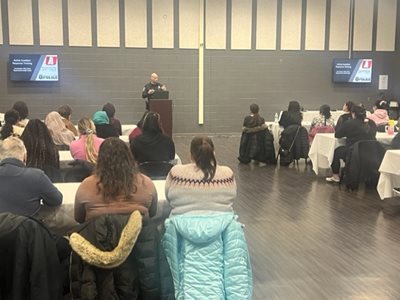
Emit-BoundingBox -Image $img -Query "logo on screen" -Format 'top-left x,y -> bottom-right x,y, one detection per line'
361,60 -> 372,69
45,56 -> 58,66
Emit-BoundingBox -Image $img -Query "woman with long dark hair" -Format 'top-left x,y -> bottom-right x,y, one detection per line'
74,137 -> 157,223
165,136 -> 236,215
20,119 -> 61,181
0,109 -> 20,139
279,101 -> 303,128
130,111 -> 175,163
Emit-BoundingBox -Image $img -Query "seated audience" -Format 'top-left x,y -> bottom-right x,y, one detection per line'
0,137 -> 62,216
163,136 -> 252,299
368,99 -> 389,128
0,109 -> 20,139
129,111 -> 147,142
12,101 -> 29,127
70,117 -> 104,163
74,137 -> 157,223
326,106 -> 377,183
238,104 -> 275,164
57,104 -> 78,136
130,111 -> 175,163
279,100 -> 302,128
103,102 -> 122,136
20,119 -> 61,182
336,101 -> 355,129
308,104 -> 335,143
45,111 -> 75,150
92,111 -> 119,139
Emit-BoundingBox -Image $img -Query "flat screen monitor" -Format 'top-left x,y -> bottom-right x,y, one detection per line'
9,54 -> 59,81
332,59 -> 372,83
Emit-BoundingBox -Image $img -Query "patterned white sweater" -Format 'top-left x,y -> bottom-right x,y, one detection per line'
165,163 -> 237,215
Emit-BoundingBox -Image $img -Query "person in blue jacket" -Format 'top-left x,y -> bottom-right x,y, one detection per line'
163,135 -> 253,299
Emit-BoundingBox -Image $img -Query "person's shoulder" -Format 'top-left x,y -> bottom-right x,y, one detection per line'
137,173 -> 156,188
169,164 -> 194,176
216,165 -> 234,176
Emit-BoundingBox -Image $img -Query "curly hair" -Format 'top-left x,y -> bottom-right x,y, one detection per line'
20,119 -> 59,169
95,137 -> 139,202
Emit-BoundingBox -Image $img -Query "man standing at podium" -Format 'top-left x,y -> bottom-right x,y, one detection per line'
142,73 -> 166,110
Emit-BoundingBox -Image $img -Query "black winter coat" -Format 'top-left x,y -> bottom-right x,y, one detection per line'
0,213 -> 62,300
70,213 -> 175,300
279,125 -> 309,160
238,126 -> 276,164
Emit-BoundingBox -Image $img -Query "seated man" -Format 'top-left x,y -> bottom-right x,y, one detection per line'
0,137 -> 62,216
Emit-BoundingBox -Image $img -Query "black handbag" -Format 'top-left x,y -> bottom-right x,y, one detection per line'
278,126 -> 300,166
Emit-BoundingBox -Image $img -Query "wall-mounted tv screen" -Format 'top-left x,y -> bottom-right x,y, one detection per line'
332,59 -> 372,83
9,54 -> 59,81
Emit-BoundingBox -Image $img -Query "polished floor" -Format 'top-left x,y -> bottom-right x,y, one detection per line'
174,135 -> 400,300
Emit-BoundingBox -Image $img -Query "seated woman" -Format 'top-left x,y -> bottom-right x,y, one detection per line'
70,117 -> 104,163
336,101 -> 354,129
102,103 -> 122,136
57,104 -> 78,136
20,119 -> 61,182
130,112 -> 175,163
368,99 -> 389,129
238,104 -> 275,164
163,136 -> 252,299
74,137 -> 157,223
308,104 -> 335,143
279,100 -> 302,128
129,111 -> 147,142
326,106 -> 377,183
12,101 -> 29,127
0,109 -> 20,140
92,111 -> 119,139
45,111 -> 75,150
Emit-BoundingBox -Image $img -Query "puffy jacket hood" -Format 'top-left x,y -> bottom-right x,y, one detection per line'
171,213 -> 235,244
373,109 -> 388,119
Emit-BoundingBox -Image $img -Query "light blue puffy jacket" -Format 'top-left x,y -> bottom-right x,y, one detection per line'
162,213 -> 252,299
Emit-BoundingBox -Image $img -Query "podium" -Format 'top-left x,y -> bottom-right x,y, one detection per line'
149,99 -> 173,137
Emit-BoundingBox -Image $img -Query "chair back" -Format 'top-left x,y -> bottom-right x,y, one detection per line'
139,161 -> 174,180
345,140 -> 386,189
64,160 -> 94,182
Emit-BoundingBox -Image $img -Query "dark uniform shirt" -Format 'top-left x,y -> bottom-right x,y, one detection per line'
142,82 -> 163,110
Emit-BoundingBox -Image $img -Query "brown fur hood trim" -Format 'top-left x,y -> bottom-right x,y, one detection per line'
69,211 -> 142,269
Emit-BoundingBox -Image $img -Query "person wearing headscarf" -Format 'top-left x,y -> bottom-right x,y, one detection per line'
45,111 -> 75,150
92,111 -> 119,139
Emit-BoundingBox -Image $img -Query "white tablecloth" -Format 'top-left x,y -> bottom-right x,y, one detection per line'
309,132 -> 395,175
377,150 -> 400,200
52,180 -> 171,227
121,124 -> 137,135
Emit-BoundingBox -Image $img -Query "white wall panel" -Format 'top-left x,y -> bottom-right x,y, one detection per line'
97,0 -> 120,47
256,0 -> 277,50
179,0 -> 199,49
39,0 -> 63,46
353,0 -> 374,51
231,0 -> 252,49
281,0 -> 302,50
329,0 -> 350,50
8,0 -> 33,45
305,0 -> 326,50
205,0 -> 226,49
376,0 -> 397,51
152,0 -> 174,48
68,0 -> 92,46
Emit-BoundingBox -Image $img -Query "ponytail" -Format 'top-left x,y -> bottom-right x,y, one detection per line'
190,136 -> 217,181
78,117 -> 98,163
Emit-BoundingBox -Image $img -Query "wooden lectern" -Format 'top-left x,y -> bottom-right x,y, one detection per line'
149,98 -> 173,137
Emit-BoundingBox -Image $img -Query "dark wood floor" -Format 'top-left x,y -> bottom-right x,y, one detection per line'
173,135 -> 400,300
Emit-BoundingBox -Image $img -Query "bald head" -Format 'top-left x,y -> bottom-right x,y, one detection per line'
150,73 -> 158,84
0,137 -> 26,162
